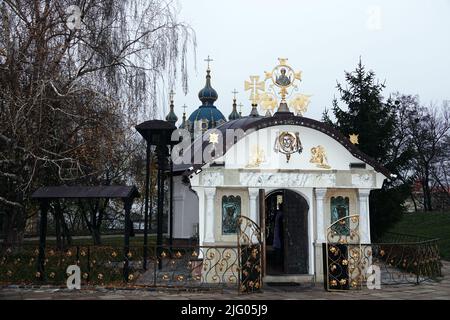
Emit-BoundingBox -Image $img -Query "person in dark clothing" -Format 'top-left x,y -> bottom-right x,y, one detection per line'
272,204 -> 284,270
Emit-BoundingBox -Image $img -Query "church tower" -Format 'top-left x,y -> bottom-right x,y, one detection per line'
228,89 -> 241,121
165,90 -> 178,125
187,56 -> 226,136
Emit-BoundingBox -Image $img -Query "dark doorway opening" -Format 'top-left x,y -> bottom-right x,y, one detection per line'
265,189 -> 309,275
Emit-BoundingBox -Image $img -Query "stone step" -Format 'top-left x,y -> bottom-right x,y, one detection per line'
263,274 -> 314,284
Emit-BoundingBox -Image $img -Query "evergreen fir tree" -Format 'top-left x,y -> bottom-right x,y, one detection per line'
323,59 -> 410,239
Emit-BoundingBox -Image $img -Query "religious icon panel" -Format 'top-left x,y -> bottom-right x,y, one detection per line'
222,195 -> 241,234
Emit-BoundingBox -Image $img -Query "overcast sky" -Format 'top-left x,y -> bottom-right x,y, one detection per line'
166,0 -> 450,122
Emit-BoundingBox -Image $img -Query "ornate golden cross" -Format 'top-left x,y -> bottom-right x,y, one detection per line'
244,76 -> 265,105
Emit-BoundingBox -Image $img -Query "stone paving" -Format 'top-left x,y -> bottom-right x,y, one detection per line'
1,261 -> 449,300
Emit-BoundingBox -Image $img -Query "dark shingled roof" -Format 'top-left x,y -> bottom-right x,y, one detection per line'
31,185 -> 140,200
174,114 -> 391,178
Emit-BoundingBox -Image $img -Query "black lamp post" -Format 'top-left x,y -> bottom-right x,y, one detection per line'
136,120 -> 176,270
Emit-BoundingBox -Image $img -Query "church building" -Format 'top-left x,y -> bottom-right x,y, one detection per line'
167,58 -> 391,283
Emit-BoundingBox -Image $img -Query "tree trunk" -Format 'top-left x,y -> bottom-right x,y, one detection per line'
54,202 -> 63,250
92,228 -> 102,245
2,207 -> 26,248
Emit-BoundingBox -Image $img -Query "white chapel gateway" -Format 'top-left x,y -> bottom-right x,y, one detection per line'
168,58 -> 391,283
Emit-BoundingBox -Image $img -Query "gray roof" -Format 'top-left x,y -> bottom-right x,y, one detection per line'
174,113 -> 391,178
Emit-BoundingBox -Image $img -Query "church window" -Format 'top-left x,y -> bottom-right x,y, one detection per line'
222,195 -> 241,235
330,196 -> 350,235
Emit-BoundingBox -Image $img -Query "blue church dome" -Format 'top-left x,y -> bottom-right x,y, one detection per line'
187,68 -> 226,129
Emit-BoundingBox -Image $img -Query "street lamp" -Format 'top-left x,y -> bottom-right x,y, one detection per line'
136,120 -> 177,270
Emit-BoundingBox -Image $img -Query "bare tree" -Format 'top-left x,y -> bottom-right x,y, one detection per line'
405,103 -> 450,211
0,0 -> 195,246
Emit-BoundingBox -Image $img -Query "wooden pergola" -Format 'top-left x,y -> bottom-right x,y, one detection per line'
31,185 -> 140,281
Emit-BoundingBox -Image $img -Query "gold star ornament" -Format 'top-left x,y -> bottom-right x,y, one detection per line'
349,134 -> 359,145
209,132 -> 219,145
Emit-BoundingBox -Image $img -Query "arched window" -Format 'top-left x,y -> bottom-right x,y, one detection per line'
222,195 -> 241,235
330,196 -> 350,235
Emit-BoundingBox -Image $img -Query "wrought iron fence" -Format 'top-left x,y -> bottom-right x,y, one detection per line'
0,244 -> 241,290
361,238 -> 441,285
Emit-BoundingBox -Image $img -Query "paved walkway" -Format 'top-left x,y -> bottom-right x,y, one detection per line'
1,262 -> 449,300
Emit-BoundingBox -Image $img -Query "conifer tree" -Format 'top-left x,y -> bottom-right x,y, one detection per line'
323,59 -> 410,239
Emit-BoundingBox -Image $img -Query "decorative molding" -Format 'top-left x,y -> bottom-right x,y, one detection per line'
248,188 -> 259,199
202,171 -> 224,187
352,173 -> 373,188
240,172 -> 336,188
204,187 -> 216,198
315,188 -> 328,199
358,188 -> 371,198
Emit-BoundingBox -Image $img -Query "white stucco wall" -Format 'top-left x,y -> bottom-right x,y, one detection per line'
172,175 -> 199,239
218,125 -> 375,173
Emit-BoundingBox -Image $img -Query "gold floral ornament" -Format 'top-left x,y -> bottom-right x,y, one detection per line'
82,273 -> 89,279
35,271 -> 41,278
80,250 -> 86,257
259,92 -> 277,116
289,94 -> 312,116
97,273 -> 103,280
126,251 -> 132,258
246,145 -> 266,168
330,280 -> 338,287
128,274 -> 134,281
310,145 -> 331,169
65,250 -> 72,257
342,259 -> 349,266
160,251 -> 167,258
111,251 -> 117,258
175,251 -> 182,258
49,272 -> 55,279
339,279 -> 347,286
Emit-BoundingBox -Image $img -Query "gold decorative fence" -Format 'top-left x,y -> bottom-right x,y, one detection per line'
325,215 -> 362,291
237,216 -> 263,294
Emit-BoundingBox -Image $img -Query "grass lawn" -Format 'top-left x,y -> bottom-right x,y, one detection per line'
387,211 -> 450,260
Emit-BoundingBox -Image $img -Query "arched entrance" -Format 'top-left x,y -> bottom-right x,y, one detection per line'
265,189 -> 309,275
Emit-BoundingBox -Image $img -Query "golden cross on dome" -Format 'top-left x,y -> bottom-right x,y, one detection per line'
169,89 -> 175,102
244,75 -> 265,105
231,89 -> 239,100
182,104 -> 187,114
238,103 -> 243,115
204,55 -> 213,70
